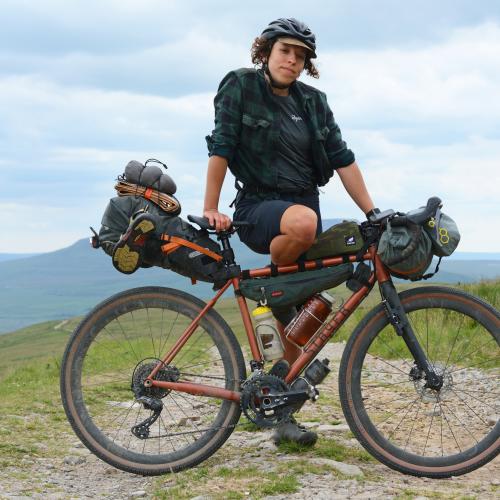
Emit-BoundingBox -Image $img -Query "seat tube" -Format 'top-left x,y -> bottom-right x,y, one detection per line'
233,278 -> 263,362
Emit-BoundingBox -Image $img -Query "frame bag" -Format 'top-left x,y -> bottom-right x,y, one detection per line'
239,263 -> 353,308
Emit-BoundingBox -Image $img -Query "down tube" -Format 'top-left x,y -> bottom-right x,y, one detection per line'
285,273 -> 375,384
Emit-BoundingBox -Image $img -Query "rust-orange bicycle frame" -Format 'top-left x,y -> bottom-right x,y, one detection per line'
146,244 -> 391,403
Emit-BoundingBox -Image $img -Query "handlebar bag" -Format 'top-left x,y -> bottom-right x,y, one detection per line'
305,221 -> 364,260
239,263 -> 353,308
377,222 -> 433,280
423,211 -> 460,257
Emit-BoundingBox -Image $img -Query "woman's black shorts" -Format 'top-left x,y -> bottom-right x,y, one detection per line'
233,192 -> 323,254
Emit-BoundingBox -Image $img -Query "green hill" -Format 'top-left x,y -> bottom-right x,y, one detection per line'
1,219 -> 499,333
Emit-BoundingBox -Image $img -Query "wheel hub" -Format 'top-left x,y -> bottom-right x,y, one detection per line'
131,358 -> 180,399
412,363 -> 453,402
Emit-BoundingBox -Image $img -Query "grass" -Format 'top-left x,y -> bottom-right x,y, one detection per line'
0,279 -> 497,496
277,436 -> 375,464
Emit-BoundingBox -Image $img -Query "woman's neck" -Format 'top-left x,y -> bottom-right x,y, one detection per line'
264,73 -> 290,96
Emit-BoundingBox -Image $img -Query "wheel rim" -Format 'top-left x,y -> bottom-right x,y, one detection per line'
355,301 -> 499,463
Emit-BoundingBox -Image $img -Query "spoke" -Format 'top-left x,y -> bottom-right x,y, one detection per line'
169,394 -> 205,438
146,308 -> 158,359
171,326 -> 205,362
404,397 -> 421,452
91,328 -> 137,367
440,399 -> 477,447
364,393 -> 415,411
440,399 -> 462,454
449,389 -> 489,426
362,379 -> 413,389
180,358 -> 227,372
371,335 -> 415,373
365,353 -> 412,377
157,309 -> 180,359
388,395 -> 421,442
448,356 -> 500,375
422,401 -> 438,456
443,311 -> 464,373
162,403 -> 192,446
159,413 -> 178,452
448,336 -> 497,373
114,315 -> 141,363
459,388 -> 498,412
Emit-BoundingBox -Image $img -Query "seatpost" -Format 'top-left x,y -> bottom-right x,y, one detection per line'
218,232 -> 236,266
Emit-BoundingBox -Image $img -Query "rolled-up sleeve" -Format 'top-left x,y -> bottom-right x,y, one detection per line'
206,72 -> 243,162
324,99 -> 355,169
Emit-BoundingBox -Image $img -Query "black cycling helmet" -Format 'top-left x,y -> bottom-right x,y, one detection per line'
261,18 -> 317,58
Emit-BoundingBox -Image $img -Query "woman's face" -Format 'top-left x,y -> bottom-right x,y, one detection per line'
266,40 -> 307,86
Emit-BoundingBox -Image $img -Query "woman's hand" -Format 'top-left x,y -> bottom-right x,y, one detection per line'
203,208 -> 232,232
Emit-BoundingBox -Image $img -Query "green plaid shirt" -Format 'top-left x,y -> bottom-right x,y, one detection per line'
206,68 -> 354,193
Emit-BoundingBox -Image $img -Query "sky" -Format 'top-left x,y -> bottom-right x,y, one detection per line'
0,0 -> 499,253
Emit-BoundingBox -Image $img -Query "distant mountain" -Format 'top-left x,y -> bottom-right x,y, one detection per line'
0,253 -> 40,262
1,218 -> 499,334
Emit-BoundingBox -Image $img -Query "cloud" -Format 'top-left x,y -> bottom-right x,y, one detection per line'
0,13 -> 499,252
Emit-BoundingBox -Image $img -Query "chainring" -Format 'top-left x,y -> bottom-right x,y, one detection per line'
240,374 -> 292,428
131,358 -> 180,399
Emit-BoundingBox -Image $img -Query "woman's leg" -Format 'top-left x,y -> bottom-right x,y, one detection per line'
269,205 -> 318,265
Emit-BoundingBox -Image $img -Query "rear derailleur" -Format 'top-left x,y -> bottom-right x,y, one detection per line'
130,358 -> 180,439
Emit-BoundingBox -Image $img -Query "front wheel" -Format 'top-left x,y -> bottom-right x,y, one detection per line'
60,286 -> 246,475
339,286 -> 499,477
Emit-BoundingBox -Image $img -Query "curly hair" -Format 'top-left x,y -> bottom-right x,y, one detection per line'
251,36 -> 319,79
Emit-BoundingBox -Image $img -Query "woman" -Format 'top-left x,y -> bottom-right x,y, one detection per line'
204,18 -> 377,445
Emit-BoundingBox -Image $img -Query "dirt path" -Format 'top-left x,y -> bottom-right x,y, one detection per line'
0,342 -> 498,499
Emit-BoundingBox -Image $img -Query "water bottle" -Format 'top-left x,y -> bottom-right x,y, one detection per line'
252,305 -> 285,361
285,291 -> 335,347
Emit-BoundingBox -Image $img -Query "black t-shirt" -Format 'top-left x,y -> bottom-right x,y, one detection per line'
273,93 -> 316,191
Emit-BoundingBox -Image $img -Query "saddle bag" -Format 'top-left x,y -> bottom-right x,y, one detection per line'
98,196 -> 223,283
239,263 -> 353,308
305,221 -> 364,260
96,158 -> 224,284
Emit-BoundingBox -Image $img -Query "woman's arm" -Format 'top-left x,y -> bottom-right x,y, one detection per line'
203,155 -> 232,231
336,162 -> 375,215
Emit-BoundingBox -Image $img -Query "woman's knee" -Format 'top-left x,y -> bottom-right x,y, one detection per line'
280,205 -> 318,243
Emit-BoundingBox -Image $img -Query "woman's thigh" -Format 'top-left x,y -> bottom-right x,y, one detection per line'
234,194 -> 322,254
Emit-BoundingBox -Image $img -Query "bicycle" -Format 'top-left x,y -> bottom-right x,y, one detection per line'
60,197 -> 499,478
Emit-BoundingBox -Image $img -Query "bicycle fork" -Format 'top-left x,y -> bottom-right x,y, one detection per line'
379,281 -> 443,390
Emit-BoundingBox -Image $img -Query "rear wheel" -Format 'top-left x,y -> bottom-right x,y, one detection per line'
339,286 -> 499,477
60,287 -> 246,475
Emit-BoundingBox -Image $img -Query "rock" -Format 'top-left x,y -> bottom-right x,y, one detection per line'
300,422 -> 320,428
310,458 -> 363,477
129,491 -> 147,498
487,415 -> 498,426
317,424 -> 350,433
63,455 -> 86,466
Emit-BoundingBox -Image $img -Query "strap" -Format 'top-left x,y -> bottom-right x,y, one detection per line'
269,262 -> 279,277
160,234 -> 223,262
417,256 -> 442,281
314,259 -> 324,269
241,269 -> 251,280
144,187 -> 154,200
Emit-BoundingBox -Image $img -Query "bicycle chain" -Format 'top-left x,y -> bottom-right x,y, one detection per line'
139,371 -> 285,439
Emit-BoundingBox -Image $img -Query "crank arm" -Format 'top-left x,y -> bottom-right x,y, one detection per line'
259,390 -> 310,411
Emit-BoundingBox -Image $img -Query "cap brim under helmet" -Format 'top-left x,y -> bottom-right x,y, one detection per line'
276,37 -> 316,58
